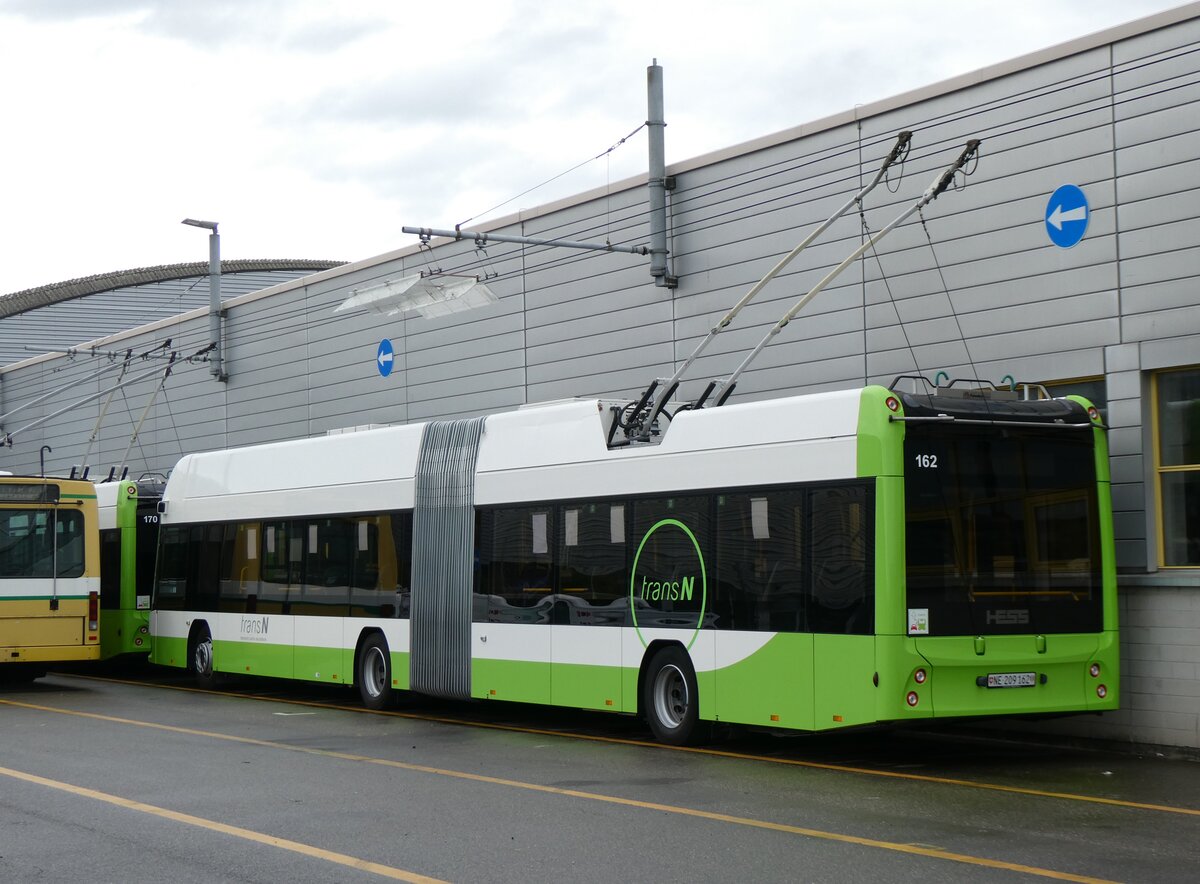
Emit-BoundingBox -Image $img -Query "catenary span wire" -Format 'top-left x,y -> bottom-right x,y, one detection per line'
859,211 -> 924,380
498,70 -> 1179,304
395,46 -> 1196,292
456,122 -> 647,229
567,45 -> 1198,249
917,204 -> 985,385
396,59 -> 1186,302
227,45 -> 1200,311
124,54 -> 1200,388
4,40 -> 1193,407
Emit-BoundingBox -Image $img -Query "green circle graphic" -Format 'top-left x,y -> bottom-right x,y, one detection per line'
629,518 -> 708,650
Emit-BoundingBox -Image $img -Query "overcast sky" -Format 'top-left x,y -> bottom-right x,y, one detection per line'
0,0 -> 1186,295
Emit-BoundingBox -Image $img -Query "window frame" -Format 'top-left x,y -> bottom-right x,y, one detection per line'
1153,366 -> 1200,569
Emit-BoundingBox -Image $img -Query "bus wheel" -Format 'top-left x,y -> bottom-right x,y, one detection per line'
643,646 -> 702,745
357,634 -> 394,710
190,626 -> 217,688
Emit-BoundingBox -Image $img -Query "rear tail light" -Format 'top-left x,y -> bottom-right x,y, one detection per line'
1097,684 -> 1108,699
906,691 -> 920,707
1089,663 -> 1101,678
88,591 -> 99,632
914,668 -> 927,684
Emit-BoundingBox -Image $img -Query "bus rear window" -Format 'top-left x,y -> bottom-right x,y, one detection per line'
904,426 -> 1103,636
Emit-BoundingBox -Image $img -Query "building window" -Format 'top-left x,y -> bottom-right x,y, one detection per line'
1155,367 -> 1200,568
1042,377 -> 1108,422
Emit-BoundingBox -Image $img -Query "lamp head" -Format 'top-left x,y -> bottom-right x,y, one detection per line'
182,218 -> 218,232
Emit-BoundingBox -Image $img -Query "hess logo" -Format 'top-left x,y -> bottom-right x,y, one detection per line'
986,609 -> 1030,625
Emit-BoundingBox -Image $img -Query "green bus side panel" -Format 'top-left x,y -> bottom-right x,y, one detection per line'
697,666 -> 716,723
1088,630 -> 1120,710
856,385 -> 905,479
100,609 -> 150,660
620,663 -> 639,714
873,476 -> 906,637
473,658 -> 551,705
551,662 -> 624,712
813,634 -> 876,728
390,651 -> 411,692
152,635 -> 187,669
1098,478 -> 1120,633
294,644 -> 347,684
914,632 -> 1119,717
875,634 -> 935,722
215,640 -> 293,679
713,633 -> 814,730
1067,399 -> 1119,635
858,388 -> 907,640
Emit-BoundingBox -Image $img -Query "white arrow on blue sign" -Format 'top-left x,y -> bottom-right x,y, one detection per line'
1045,184 -> 1089,249
377,339 -> 395,377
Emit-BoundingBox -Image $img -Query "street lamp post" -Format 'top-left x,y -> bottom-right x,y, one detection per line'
181,218 -> 226,382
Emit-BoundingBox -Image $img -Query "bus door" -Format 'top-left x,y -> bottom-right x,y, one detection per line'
810,486 -> 876,727
552,502 -> 625,712
220,521 -> 294,679
473,507 -> 552,705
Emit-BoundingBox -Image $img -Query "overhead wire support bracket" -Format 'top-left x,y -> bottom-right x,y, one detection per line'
2,351 -> 185,448
623,130 -> 913,442
116,351 -> 180,475
710,138 -> 981,407
402,225 -> 649,256
0,340 -> 171,428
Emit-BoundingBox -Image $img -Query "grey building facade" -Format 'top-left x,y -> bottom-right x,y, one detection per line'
2,6 -> 1198,748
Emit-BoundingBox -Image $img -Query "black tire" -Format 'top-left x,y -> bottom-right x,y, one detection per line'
357,633 -> 395,710
189,625 -> 218,688
642,645 -> 703,745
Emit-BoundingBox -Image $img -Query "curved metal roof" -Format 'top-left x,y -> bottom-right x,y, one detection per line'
0,259 -> 345,368
0,259 -> 343,319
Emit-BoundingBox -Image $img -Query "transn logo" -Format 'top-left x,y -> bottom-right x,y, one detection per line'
639,575 -> 696,602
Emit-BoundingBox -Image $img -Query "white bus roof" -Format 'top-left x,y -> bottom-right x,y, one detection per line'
161,388 -> 865,523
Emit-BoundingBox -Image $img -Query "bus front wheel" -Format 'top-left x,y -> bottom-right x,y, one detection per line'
357,634 -> 394,710
643,645 -> 703,746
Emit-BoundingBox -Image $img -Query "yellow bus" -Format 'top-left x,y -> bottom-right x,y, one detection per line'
0,476 -> 100,682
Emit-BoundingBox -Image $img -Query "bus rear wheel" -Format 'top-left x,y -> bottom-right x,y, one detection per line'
190,626 -> 217,688
643,646 -> 703,745
357,634 -> 394,710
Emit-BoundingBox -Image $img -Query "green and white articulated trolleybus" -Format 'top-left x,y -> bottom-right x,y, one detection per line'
96,478 -> 164,660
149,380 -> 1117,744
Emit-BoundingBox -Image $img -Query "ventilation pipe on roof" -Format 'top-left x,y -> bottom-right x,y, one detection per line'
647,60 -> 676,289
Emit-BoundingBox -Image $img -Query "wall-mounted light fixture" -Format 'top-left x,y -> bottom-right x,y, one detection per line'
334,273 -> 496,319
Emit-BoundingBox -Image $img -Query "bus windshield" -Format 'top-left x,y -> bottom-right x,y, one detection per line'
904,424 -> 1103,635
0,508 -> 87,578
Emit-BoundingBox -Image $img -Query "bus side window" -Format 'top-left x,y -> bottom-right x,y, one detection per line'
100,528 -> 121,609
716,490 -> 806,633
809,485 -> 874,635
154,525 -> 189,611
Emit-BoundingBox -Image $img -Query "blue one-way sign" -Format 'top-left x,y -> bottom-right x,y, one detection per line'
376,339 -> 395,377
1045,184 -> 1089,249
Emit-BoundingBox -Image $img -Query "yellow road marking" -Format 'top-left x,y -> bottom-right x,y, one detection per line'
1,697 -> 1117,883
61,673 -> 1200,819
0,762 -> 442,883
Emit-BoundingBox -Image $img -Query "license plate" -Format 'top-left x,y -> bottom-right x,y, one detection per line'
986,672 -> 1036,688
